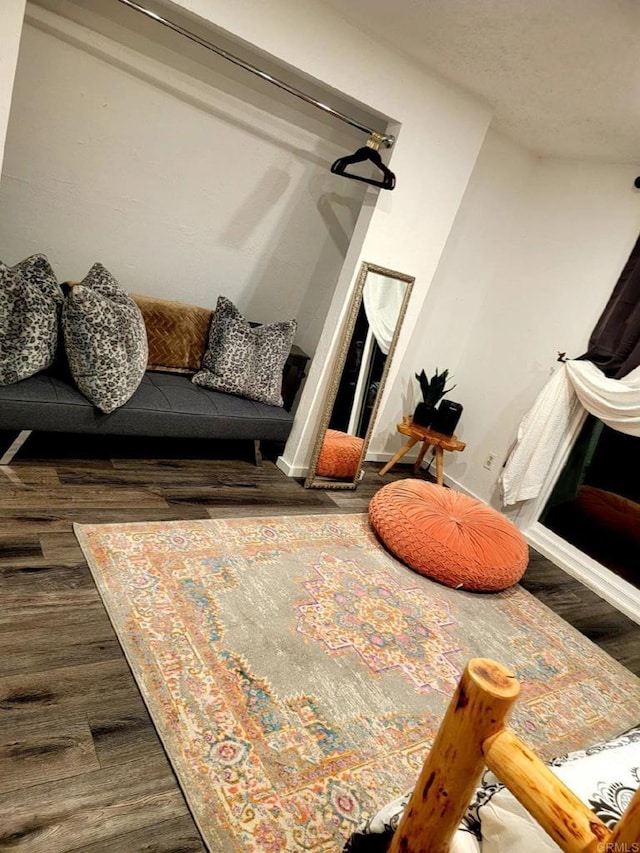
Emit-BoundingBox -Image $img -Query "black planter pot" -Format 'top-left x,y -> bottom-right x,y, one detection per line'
413,402 -> 437,428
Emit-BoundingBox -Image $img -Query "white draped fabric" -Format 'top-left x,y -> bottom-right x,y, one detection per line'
500,360 -> 640,506
362,273 -> 405,355
567,360 -> 640,434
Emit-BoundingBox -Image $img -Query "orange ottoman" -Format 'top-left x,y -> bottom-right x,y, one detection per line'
369,480 -> 528,591
316,430 -> 365,479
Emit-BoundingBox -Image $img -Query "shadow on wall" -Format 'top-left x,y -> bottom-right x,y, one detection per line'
220,168 -> 292,249
241,144 -> 367,357
293,175 -> 368,354
316,189 -> 363,257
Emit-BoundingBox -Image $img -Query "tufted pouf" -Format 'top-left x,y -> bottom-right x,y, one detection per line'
316,429 -> 365,479
369,480 -> 528,591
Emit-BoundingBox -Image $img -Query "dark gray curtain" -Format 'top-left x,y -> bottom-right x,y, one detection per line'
579,233 -> 640,378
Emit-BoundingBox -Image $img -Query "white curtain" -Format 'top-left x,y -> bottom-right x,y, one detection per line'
362,273 -> 405,355
500,360 -> 640,506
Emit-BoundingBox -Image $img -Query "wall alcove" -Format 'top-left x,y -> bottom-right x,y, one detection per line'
0,0 -> 394,413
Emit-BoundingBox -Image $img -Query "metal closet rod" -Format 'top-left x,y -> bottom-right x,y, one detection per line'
116,0 -> 394,147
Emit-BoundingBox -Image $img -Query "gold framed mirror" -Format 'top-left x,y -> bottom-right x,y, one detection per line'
305,261 -> 414,490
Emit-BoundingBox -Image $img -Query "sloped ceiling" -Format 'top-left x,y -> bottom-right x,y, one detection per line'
320,0 -> 640,164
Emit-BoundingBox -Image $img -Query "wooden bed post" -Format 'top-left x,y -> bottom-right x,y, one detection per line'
483,728 -> 610,851
608,785 -> 640,849
388,658 -> 519,853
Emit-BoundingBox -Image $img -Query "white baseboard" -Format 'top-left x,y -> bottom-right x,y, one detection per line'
441,472 -> 485,503
365,451 -> 395,463
276,455 -> 306,478
366,448 -> 432,463
368,452 -> 485,502
524,522 -> 640,625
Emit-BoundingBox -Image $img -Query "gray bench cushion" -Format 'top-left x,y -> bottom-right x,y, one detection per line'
0,371 -> 294,442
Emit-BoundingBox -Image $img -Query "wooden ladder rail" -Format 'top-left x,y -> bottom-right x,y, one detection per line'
388,658 -> 640,853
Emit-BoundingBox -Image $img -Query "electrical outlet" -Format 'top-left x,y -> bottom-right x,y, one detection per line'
484,452 -> 497,470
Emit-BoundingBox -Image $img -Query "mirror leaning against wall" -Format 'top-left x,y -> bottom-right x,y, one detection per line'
305,261 -> 415,490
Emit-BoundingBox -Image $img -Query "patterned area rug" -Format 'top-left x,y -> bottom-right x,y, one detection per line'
75,514 -> 640,852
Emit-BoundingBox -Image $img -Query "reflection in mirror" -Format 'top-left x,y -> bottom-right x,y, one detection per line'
305,262 -> 414,490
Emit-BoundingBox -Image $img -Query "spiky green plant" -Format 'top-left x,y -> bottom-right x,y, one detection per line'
415,368 -> 456,408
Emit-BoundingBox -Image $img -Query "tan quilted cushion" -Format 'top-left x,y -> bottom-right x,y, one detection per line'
131,294 -> 213,374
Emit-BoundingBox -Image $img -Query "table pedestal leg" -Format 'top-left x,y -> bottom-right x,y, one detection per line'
379,437 -> 419,476
413,442 -> 432,475
435,446 -> 444,486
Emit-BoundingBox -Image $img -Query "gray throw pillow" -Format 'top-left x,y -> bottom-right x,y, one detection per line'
0,254 -> 64,386
192,296 -> 296,407
62,263 -> 148,413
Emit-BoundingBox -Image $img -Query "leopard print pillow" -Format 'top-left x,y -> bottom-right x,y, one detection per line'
62,263 -> 148,413
0,254 -> 64,386
192,296 -> 296,407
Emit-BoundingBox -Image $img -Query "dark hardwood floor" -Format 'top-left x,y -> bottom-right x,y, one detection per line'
1,437 -> 639,852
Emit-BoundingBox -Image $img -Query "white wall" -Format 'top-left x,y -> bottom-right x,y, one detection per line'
385,127 -> 640,505
0,0 -> 26,168
0,6 -> 368,359
367,129 -> 534,470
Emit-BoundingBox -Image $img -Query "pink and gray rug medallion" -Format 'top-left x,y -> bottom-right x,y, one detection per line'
75,513 -> 640,852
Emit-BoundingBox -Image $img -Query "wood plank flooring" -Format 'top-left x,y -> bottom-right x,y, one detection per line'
1,439 -> 639,853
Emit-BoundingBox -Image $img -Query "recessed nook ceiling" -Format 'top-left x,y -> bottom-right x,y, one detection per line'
320,0 -> 640,164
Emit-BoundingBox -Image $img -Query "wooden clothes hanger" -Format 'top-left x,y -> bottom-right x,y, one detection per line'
331,132 -> 396,190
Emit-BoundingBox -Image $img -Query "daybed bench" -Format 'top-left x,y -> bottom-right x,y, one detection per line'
0,256 -> 307,466
0,370 -> 295,465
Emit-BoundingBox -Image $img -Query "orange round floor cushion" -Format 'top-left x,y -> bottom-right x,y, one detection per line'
369,480 -> 528,591
316,430 -> 365,479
